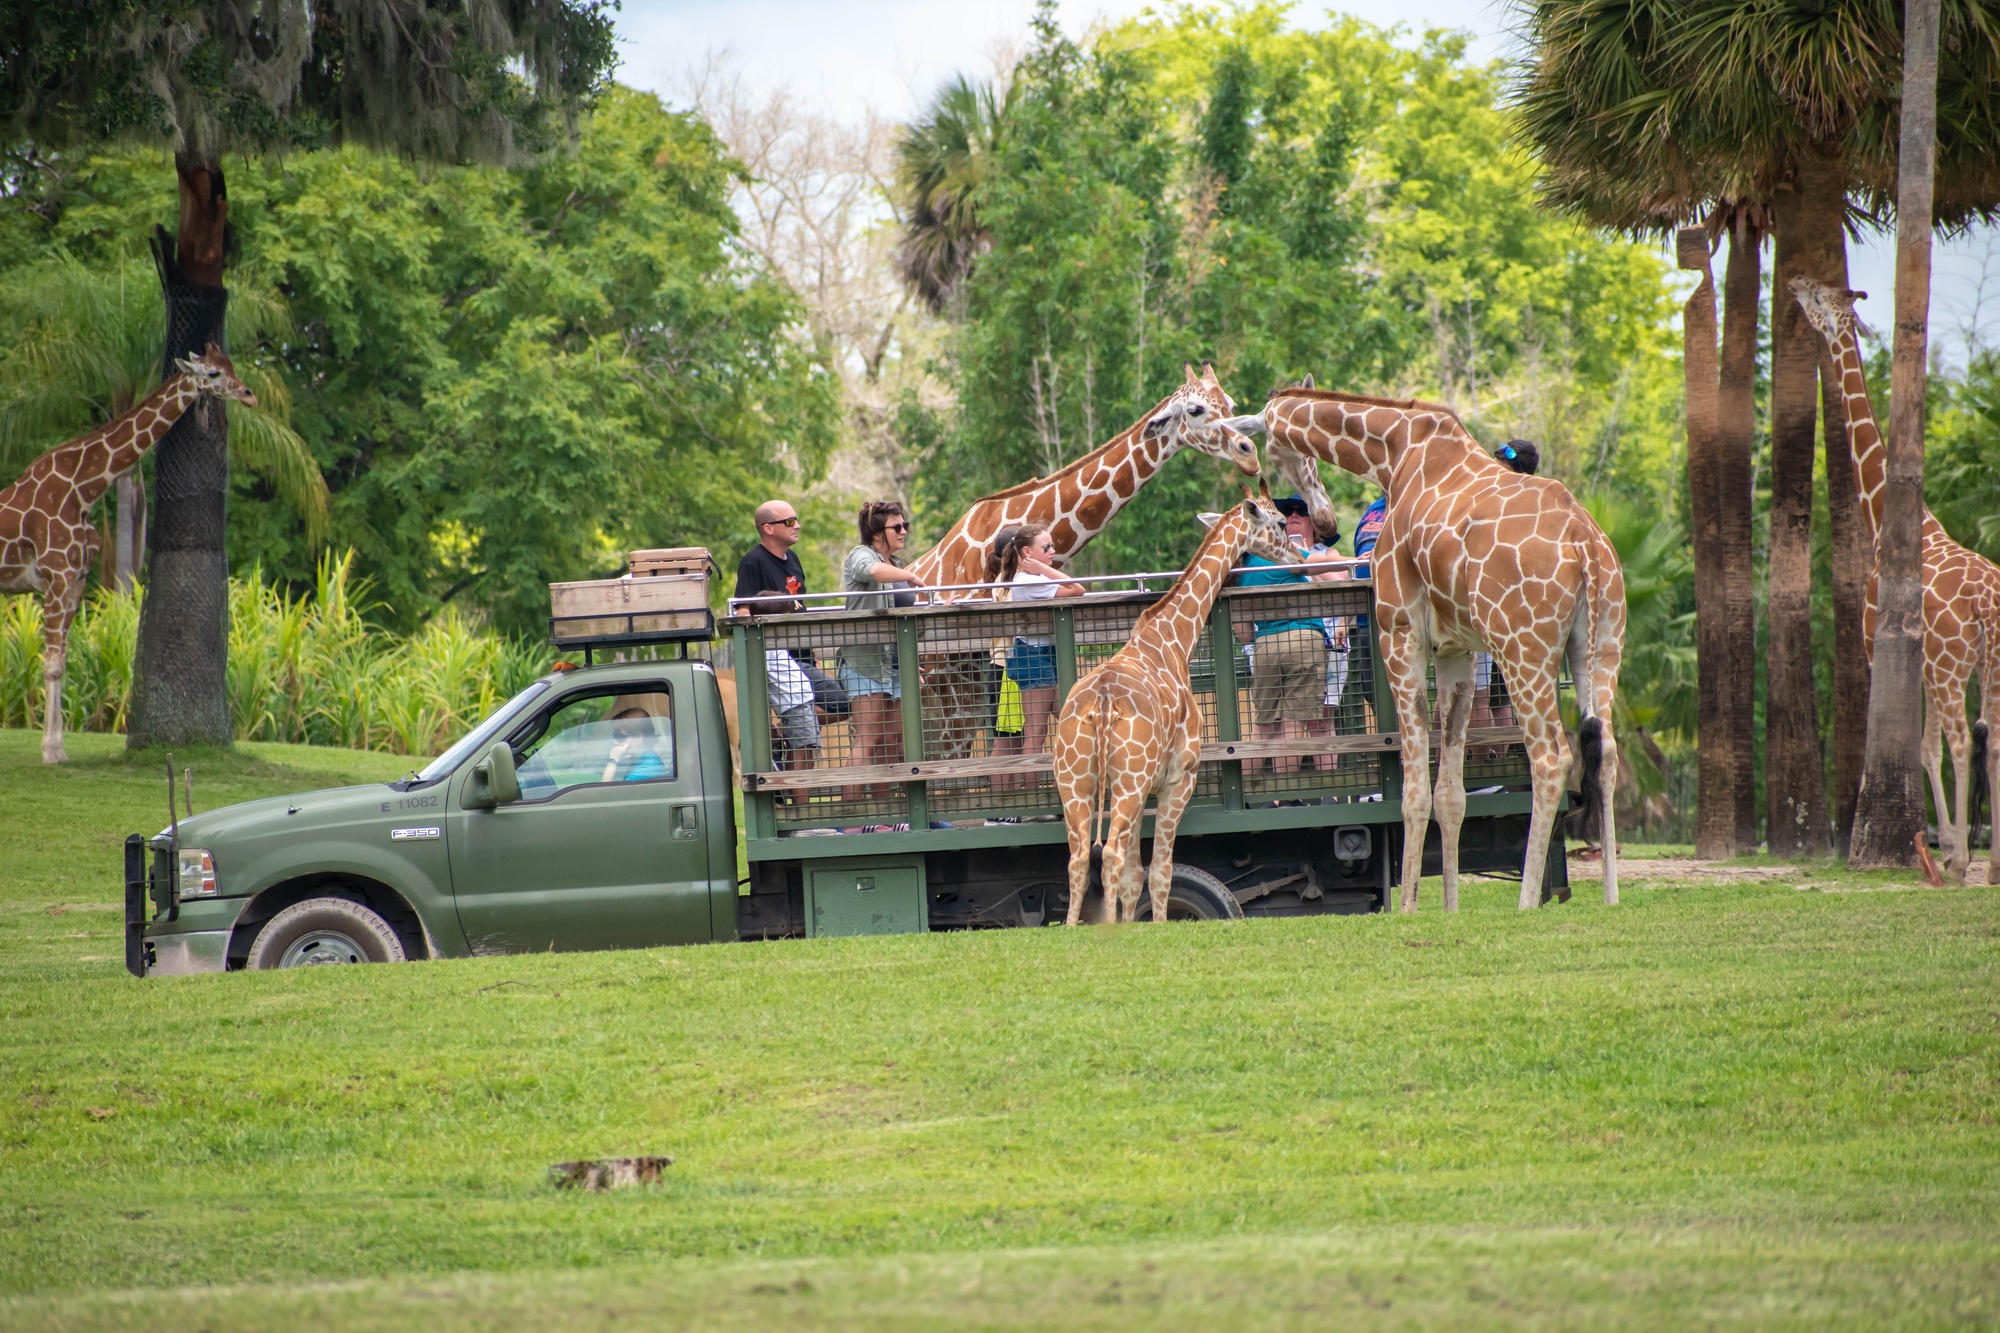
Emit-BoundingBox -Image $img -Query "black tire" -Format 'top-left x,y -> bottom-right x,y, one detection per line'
1133,864 -> 1245,923
246,898 -> 407,970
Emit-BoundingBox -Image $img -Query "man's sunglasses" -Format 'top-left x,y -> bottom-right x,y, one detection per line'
763,516 -> 802,528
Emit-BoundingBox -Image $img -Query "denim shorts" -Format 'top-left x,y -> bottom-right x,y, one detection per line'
1006,639 -> 1058,691
837,662 -> 900,701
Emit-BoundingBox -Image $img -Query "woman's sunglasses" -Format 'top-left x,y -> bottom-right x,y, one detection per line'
886,521 -> 910,533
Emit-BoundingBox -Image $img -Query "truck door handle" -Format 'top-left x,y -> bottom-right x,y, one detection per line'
672,804 -> 699,840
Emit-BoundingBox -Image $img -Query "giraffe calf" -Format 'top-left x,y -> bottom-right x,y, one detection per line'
1055,494 -> 1298,924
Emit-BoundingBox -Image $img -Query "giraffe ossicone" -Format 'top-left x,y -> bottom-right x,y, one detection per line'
1243,385 -> 1626,911
1793,275 -> 2000,881
1053,489 -> 1299,925
0,345 -> 256,763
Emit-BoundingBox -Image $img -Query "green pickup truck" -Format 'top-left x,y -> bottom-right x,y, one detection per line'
125,572 -> 1565,976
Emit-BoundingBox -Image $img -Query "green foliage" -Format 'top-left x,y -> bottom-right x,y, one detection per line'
0,0 -> 617,163
0,555 -> 560,754
2,88 -> 844,635
1928,349 -> 2000,560
0,249 -> 329,537
914,4 -> 1684,575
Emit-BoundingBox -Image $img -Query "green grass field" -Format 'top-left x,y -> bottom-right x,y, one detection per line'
2,728 -> 1995,1329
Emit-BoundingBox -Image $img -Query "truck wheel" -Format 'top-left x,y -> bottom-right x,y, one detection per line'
1134,865 -> 1245,922
247,898 -> 407,969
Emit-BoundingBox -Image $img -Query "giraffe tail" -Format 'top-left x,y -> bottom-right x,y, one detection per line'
1564,532 -> 1619,848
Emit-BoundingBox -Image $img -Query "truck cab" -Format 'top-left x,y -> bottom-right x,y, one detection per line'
127,657 -> 739,976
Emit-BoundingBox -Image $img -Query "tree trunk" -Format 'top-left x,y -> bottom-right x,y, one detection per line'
1851,0 -> 1937,868
128,153 -> 233,751
1678,226 -> 1736,861
1718,214 -> 1764,852
1765,167 -> 1835,857
113,469 -> 144,593
1821,224 -> 1868,856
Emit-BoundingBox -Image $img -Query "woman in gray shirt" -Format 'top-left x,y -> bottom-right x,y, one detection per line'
838,501 -> 927,798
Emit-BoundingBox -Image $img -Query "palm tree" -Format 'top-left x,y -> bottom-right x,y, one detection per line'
893,75 -> 1010,314
1516,0 -> 2000,860
0,251 -> 329,589
1852,0 -> 1941,867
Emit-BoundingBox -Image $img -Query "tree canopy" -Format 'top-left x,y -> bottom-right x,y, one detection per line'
3,87 -> 843,636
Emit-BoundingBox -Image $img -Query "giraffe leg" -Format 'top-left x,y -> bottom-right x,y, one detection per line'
1431,654 -> 1475,913
40,575 -> 80,765
1100,780 -> 1147,925
1147,731 -> 1202,923
1984,671 -> 2000,884
1379,625 -> 1432,912
1056,712 -> 1100,927
1920,693 -> 1953,878
1941,691 -> 1972,882
1511,668 -> 1569,910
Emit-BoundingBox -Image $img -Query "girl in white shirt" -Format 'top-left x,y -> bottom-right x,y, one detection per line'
984,524 -> 1083,791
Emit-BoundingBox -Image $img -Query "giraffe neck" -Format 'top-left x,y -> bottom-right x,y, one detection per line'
1263,391 -> 1479,496
68,374 -> 204,507
1826,325 -> 1887,545
1132,517 -> 1247,673
1035,419 -> 1177,551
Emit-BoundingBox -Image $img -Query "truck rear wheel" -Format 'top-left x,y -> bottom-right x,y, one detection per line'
247,898 -> 406,969
1133,864 -> 1245,922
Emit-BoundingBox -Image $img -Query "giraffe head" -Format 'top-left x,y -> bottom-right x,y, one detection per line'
172,344 -> 258,408
1141,364 -> 1260,475
1197,486 -> 1300,567
1789,276 -> 1873,349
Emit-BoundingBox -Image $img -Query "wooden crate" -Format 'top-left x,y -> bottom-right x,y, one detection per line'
550,572 -> 710,645
628,547 -> 712,579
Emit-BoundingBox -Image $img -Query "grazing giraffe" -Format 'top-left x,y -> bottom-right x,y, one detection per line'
907,364 -> 1261,762
1227,388 -> 1626,911
1054,490 -> 1299,925
1792,277 -> 2000,880
0,346 -> 256,763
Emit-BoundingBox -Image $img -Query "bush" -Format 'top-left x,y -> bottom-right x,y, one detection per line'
1,554 -> 561,755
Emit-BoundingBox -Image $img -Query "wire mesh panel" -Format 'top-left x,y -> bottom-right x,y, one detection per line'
1221,579 -> 1381,806
755,611 -> 909,827
728,570 -> 1554,837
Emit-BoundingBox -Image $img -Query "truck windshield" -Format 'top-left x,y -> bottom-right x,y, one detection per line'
407,680 -> 553,787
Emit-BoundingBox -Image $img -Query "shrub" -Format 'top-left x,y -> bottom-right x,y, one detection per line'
1,553 -> 566,755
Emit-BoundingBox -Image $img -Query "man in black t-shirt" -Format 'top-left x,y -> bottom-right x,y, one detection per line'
734,500 -> 808,614
735,500 -> 819,770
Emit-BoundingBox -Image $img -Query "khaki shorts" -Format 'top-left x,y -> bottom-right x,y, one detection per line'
1251,628 -> 1327,726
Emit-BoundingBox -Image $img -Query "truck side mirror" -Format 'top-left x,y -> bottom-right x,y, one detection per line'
465,740 -> 521,809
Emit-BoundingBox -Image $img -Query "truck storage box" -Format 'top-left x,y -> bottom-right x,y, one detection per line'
550,571 -> 710,646
628,547 -> 713,578
808,858 -> 927,937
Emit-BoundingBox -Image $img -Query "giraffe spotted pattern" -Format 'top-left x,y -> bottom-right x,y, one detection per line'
0,346 -> 256,762
1053,492 -> 1299,924
1793,277 -> 2000,880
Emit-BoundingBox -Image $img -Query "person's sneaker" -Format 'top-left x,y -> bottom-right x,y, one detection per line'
989,816 -> 1021,825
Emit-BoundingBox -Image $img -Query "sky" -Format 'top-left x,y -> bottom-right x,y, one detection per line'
614,0 -> 1997,363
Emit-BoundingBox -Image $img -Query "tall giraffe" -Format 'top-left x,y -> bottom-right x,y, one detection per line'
1228,388 -> 1626,911
1792,277 -> 2000,880
0,346 -> 256,763
907,365 -> 1260,592
909,364 -> 1260,761
1054,490 -> 1299,925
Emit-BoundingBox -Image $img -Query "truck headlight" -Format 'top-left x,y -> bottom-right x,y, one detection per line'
177,848 -> 218,898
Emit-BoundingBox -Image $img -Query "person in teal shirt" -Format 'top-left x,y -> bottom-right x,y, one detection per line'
1240,496 -> 1345,780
